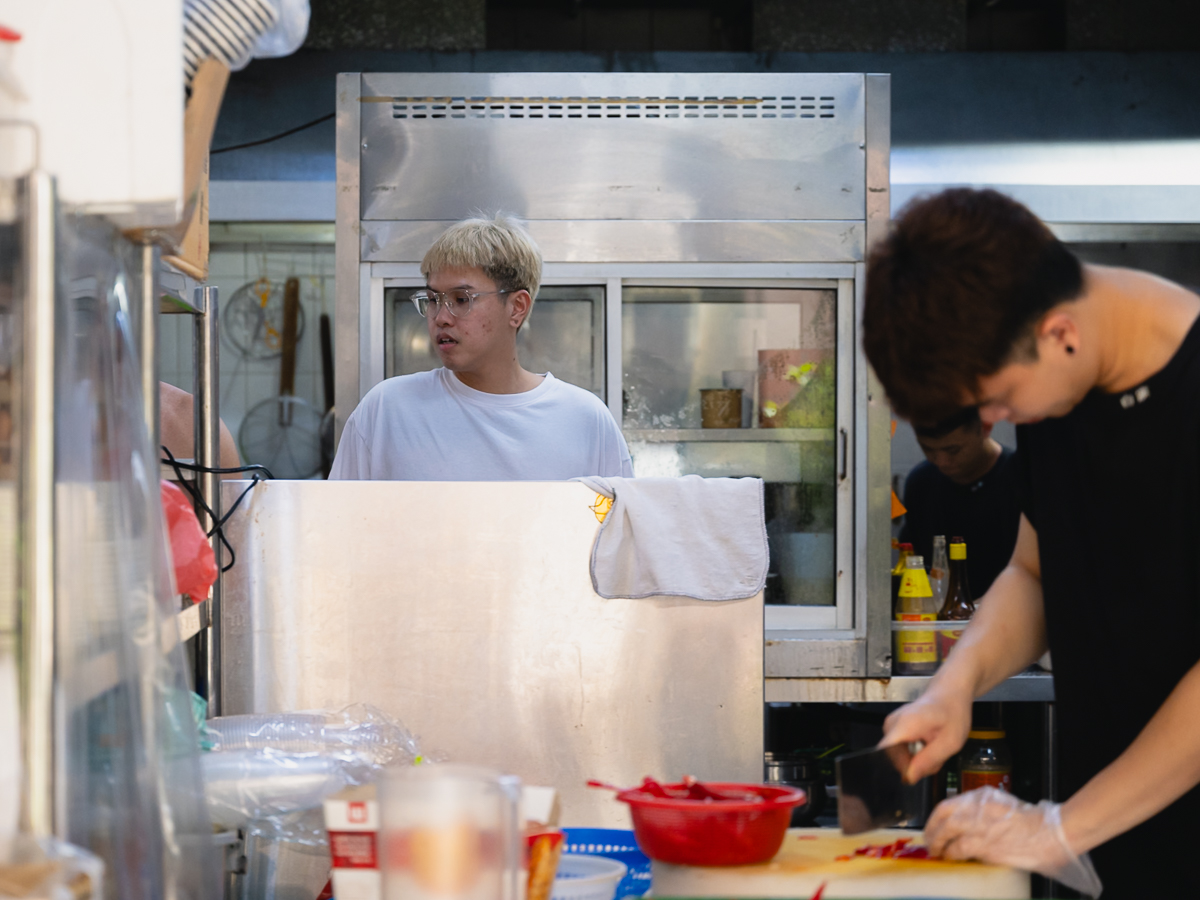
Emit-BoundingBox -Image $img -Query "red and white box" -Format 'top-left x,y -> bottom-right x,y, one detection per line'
324,785 -> 381,900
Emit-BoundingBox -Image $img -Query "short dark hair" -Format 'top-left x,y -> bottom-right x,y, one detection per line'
913,406 -> 982,439
862,188 -> 1084,424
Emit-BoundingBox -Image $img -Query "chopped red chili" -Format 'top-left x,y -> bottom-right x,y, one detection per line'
836,838 -> 933,861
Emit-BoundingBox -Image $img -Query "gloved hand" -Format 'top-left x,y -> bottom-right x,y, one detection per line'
925,787 -> 1102,898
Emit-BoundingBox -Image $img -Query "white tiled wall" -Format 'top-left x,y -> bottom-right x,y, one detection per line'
159,242 -> 336,463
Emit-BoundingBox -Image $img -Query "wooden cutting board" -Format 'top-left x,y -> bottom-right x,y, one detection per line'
652,828 -> 1030,899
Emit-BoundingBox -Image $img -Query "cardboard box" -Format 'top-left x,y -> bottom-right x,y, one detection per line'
323,785 -> 380,900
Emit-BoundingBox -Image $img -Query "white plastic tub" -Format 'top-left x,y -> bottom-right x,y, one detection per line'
552,854 -> 628,900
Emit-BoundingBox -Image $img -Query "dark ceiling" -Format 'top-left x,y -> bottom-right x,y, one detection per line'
303,0 -> 1200,53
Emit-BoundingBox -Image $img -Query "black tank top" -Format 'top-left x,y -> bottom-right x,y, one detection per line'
1017,314 -> 1200,898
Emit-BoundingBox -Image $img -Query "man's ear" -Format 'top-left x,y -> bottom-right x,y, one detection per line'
1037,309 -> 1080,358
509,290 -> 533,329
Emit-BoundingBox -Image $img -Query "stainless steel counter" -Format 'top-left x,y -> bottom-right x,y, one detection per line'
221,479 -> 764,827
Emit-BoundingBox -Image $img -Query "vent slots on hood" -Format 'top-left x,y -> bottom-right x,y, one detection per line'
382,96 -> 837,120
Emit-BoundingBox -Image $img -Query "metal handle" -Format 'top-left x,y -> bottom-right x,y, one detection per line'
838,427 -> 849,481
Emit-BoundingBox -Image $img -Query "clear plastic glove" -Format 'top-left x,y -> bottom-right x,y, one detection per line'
925,787 -> 1102,898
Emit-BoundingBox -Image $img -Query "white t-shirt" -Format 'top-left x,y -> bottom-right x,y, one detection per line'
330,368 -> 633,481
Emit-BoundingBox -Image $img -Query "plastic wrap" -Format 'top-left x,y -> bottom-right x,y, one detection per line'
53,216 -> 218,900
203,705 -> 421,845
202,749 -> 375,833
0,208 -> 18,869
0,836 -> 105,900
208,704 -> 421,767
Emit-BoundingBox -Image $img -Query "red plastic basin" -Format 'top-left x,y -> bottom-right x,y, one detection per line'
614,782 -> 806,867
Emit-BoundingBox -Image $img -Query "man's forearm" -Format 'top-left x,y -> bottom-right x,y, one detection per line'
1062,657 -> 1200,854
925,561 -> 1047,702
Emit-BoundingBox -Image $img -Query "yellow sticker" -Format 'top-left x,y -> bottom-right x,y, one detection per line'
590,494 -> 613,524
950,543 -> 967,560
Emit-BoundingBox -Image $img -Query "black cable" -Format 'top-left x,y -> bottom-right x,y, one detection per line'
161,446 -> 273,573
163,458 -> 276,480
214,478 -> 263,572
210,112 -> 335,155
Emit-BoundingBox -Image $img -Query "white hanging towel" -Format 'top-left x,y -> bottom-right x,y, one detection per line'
576,475 -> 768,601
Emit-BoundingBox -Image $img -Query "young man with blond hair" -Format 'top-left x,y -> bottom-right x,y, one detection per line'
330,213 -> 632,480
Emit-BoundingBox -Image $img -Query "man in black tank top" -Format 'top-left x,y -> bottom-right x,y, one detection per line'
862,188 -> 1200,899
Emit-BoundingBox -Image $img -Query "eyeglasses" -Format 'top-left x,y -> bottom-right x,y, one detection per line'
410,288 -> 515,319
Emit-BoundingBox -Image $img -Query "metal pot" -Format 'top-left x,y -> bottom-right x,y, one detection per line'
763,752 -> 827,826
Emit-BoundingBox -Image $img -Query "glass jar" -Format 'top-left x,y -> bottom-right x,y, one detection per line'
959,729 -> 1013,794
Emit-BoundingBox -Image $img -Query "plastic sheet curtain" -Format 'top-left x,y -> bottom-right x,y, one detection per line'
0,182 -> 22,855
51,209 -> 218,900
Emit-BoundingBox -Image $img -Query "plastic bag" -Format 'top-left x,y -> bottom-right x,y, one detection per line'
251,0 -> 310,60
0,836 -> 104,900
183,0 -> 309,83
202,704 -> 421,845
161,480 -> 217,604
202,748 -> 375,834
207,703 -> 421,767
53,215 -> 219,900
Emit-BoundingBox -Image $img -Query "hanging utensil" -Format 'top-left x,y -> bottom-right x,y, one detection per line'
222,276 -> 306,360
237,277 -> 324,479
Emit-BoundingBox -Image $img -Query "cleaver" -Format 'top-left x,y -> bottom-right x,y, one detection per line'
835,743 -> 929,835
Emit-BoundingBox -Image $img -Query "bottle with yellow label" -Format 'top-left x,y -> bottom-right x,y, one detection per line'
891,541 -> 913,609
893,554 -> 939,675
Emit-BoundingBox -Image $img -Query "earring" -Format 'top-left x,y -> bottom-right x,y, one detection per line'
1066,346 -> 1075,355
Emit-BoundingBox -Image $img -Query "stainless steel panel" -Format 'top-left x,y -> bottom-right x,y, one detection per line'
764,637 -> 864,678
765,673 -> 1055,704
361,220 -> 866,265
335,73 -> 362,449
864,75 -> 891,254
221,480 -> 764,828
359,73 -> 866,224
863,77 -> 893,674
1050,222 -> 1200,242
858,261 -> 893,678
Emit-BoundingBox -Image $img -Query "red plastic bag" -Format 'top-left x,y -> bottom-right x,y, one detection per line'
161,480 -> 218,604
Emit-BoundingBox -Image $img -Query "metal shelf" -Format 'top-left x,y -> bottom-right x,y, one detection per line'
624,428 -> 835,443
764,672 -> 1054,704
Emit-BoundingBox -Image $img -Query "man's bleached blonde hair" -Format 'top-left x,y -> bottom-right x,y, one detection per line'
421,212 -> 542,303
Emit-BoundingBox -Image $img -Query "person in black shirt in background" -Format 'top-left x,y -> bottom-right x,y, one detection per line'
862,188 -> 1200,899
899,406 -> 1020,595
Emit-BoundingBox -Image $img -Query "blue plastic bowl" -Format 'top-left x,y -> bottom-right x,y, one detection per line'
561,828 -> 650,900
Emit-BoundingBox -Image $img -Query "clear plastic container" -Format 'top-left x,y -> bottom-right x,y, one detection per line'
380,764 -> 522,900
552,855 -> 628,900
561,829 -> 648,900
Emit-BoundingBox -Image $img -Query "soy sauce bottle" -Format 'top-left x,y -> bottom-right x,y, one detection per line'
937,537 -> 975,660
